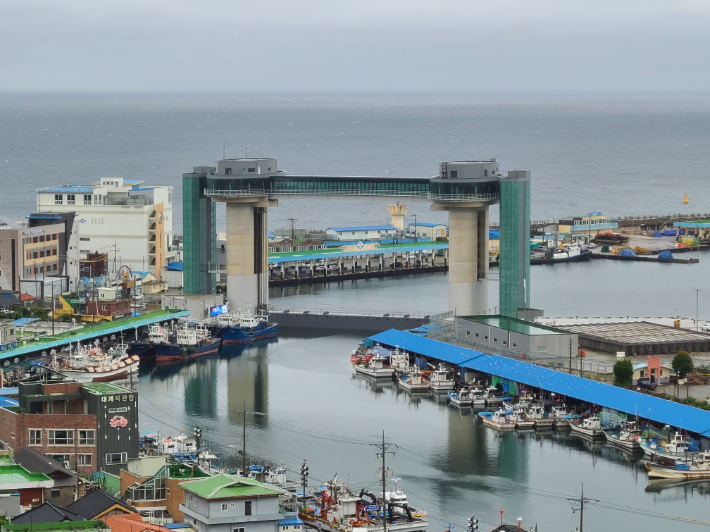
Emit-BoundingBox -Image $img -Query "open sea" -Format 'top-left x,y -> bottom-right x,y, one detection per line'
3,92 -> 710,531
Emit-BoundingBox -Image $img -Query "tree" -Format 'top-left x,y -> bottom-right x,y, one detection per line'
613,359 -> 634,386
672,351 -> 694,378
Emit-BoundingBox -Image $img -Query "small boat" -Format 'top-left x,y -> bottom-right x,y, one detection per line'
448,387 -> 478,407
481,386 -> 503,406
389,346 -> 410,373
428,363 -> 455,392
603,421 -> 641,452
639,431 -> 692,466
569,414 -> 605,439
176,323 -> 221,358
550,404 -> 571,429
527,404 -> 554,429
646,451 -> 710,481
470,387 -> 487,407
214,304 -> 278,345
479,409 -> 516,431
507,410 -> 535,430
353,352 -> 395,380
397,365 -> 430,393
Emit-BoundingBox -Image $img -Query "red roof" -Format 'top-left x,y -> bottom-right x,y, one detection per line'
20,293 -> 36,301
101,513 -> 173,532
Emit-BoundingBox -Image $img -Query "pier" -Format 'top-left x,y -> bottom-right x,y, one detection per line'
269,264 -> 448,286
269,305 -> 444,331
0,309 -> 190,362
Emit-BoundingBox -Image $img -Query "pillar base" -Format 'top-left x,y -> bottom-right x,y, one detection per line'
450,280 -> 489,316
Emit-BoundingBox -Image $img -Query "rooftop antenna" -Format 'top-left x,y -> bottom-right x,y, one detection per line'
223,145 -> 226,159
245,145 -> 249,159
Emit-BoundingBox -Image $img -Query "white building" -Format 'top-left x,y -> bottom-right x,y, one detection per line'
406,222 -> 447,240
36,178 -> 175,280
325,225 -> 397,241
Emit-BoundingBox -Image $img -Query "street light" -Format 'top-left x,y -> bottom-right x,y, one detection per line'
693,287 -> 704,331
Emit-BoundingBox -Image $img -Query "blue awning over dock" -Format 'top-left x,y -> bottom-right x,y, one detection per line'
369,329 -> 710,437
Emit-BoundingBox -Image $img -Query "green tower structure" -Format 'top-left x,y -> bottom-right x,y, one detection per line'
499,170 -> 531,318
183,169 -> 216,295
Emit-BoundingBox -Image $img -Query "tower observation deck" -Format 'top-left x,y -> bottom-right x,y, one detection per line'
183,157 -> 529,316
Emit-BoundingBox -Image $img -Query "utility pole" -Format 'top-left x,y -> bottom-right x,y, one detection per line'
413,214 -> 417,242
372,431 -> 397,532
569,484 -> 595,532
569,338 -> 572,374
242,401 -> 247,476
288,218 -> 297,241
300,458 -> 309,511
693,287 -> 703,331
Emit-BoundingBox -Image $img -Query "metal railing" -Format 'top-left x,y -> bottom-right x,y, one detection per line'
267,304 -> 439,319
428,193 -> 499,202
205,188 -> 498,201
205,189 -> 271,198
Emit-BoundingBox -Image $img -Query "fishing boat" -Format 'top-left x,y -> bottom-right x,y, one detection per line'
353,352 -> 395,380
639,431 -> 692,466
214,304 -> 278,345
176,324 -> 221,358
603,422 -> 641,452
428,364 -> 455,392
550,404 -> 571,429
479,409 -> 516,431
507,410 -> 535,430
397,364 -> 429,393
569,414 -> 605,439
527,404 -> 554,429
389,346 -> 410,374
448,387 -> 478,407
470,387 -> 487,407
481,386 -> 503,406
299,475 -> 428,532
645,451 -> 710,480
50,342 -> 139,383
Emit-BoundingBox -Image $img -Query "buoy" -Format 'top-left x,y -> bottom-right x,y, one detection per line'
684,193 -> 689,204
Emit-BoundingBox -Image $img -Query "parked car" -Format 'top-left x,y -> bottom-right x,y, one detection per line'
637,378 -> 657,390
701,324 -> 710,331
586,242 -> 597,249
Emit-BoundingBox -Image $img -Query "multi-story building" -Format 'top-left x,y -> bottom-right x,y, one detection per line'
0,381 -> 139,475
180,474 -> 285,532
36,178 -> 175,281
20,212 -> 78,298
0,221 -> 22,293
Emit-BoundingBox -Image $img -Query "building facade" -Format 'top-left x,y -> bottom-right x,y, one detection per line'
0,381 -> 139,475
36,179 -> 174,281
0,222 -> 22,293
324,225 -> 397,241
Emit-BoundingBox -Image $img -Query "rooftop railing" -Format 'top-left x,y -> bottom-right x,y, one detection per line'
206,189 -> 499,201
267,304 -> 440,320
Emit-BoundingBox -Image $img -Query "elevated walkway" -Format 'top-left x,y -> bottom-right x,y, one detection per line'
1,309 -> 190,361
369,329 -> 710,437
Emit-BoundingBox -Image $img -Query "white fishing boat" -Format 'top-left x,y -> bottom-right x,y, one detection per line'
552,242 -> 582,259
527,404 -> 554,429
569,414 -> 605,439
646,451 -> 710,480
639,431 -> 692,466
448,387 -> 478,407
482,386 -> 503,406
428,363 -> 455,392
470,387 -> 487,407
389,346 -> 410,374
603,422 -> 641,452
550,404 -> 570,429
353,351 -> 395,380
507,410 -> 535,430
50,342 -> 139,383
479,409 -> 516,431
398,365 -> 430,393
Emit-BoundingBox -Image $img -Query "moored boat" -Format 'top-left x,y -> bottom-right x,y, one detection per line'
569,414 -> 605,439
550,404 -> 571,429
214,304 -> 278,345
397,364 -> 429,393
353,352 -> 395,380
50,342 -> 139,382
479,409 -> 516,431
639,431 -> 692,466
645,451 -> 710,481
507,410 -> 535,430
527,404 -> 554,429
603,421 -> 641,452
448,387 -> 477,407
481,386 -> 503,406
428,363 -> 455,392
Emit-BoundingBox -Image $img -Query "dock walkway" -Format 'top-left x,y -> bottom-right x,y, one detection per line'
0,309 -> 190,361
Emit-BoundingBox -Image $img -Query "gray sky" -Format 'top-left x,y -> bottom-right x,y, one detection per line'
2,0 -> 709,92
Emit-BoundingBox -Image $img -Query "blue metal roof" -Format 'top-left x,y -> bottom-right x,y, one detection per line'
279,517 -> 304,526
0,397 -> 18,408
165,262 -> 184,272
408,222 -> 444,228
39,186 -> 94,194
328,225 -> 396,232
13,318 -> 40,327
0,388 -> 18,396
369,329 -> 710,437
268,231 -> 276,239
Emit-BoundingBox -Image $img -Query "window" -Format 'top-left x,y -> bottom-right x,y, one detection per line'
248,167 -> 256,172
225,168 -> 232,175
106,452 -> 127,464
244,500 -> 252,515
484,170 -> 488,177
29,429 -> 42,445
48,429 -> 74,445
168,192 -> 172,203
475,333 -> 479,339
67,194 -> 75,204
84,194 -> 92,205
78,454 -> 92,465
230,503 -> 235,507
51,489 -> 61,498
450,170 -> 458,178
494,338 -> 498,343
512,343 -> 517,348
484,335 -> 488,340
47,454 -> 70,465
79,429 -> 95,445
55,194 -> 63,205
102,305 -> 108,311
221,503 -> 228,512
466,331 -> 470,337
233,528 -> 245,532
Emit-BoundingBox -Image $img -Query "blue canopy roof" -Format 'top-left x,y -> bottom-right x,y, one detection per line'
165,262 -> 184,272
369,329 -> 710,437
329,225 -> 396,232
13,318 -> 39,327
279,517 -> 304,526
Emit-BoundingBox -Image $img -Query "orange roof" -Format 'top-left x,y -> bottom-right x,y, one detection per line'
102,513 -> 174,532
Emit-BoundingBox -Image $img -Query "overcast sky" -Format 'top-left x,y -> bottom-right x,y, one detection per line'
2,0 -> 709,92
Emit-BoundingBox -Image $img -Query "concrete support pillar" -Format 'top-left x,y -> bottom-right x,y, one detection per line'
447,208 -> 488,315
225,202 -> 269,310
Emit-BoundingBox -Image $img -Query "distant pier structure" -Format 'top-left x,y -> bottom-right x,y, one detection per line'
183,158 -> 530,316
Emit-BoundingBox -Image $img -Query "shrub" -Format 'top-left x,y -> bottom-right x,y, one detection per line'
672,351 -> 694,378
613,359 -> 634,386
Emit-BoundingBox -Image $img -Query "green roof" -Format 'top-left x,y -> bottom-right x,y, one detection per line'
0,454 -> 14,465
90,471 -> 122,498
82,382 -> 132,395
168,464 -> 210,480
181,474 -> 281,500
4,521 -> 105,531
461,315 -> 568,336
0,465 -> 52,484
